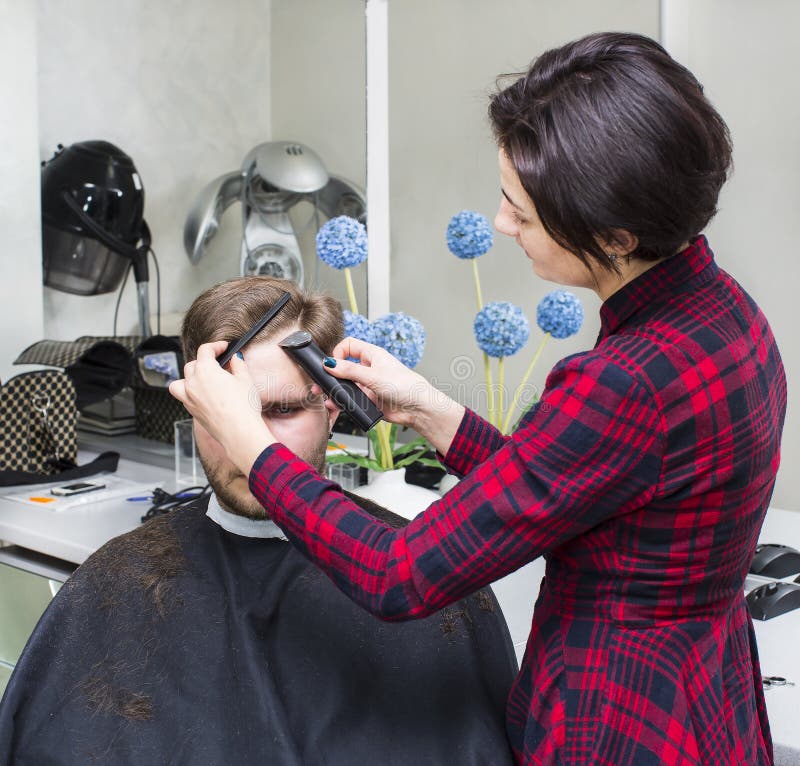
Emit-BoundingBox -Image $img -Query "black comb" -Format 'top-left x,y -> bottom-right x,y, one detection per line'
217,291 -> 291,367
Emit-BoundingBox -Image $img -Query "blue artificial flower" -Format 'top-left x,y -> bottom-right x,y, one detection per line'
343,310 -> 372,343
446,210 -> 493,259
473,301 -> 530,358
370,312 -> 426,369
342,310 -> 372,362
316,215 -> 368,270
536,290 -> 584,339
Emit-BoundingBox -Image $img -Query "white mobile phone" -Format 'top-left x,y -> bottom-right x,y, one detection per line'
50,481 -> 106,497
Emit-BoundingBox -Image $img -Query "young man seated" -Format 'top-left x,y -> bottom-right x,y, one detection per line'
0,277 -> 518,765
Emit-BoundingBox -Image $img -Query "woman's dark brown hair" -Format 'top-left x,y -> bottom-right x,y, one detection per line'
489,32 -> 733,270
181,276 -> 344,362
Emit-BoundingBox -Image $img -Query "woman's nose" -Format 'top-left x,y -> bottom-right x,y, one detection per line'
494,204 -> 517,238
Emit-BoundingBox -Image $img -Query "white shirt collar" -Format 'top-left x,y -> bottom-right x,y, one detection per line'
205,492 -> 288,540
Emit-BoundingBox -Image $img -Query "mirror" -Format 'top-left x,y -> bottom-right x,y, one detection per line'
37,0 -> 367,339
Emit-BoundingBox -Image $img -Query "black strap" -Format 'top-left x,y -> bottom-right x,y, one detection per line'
60,191 -> 151,283
60,191 -> 151,261
0,451 -> 120,487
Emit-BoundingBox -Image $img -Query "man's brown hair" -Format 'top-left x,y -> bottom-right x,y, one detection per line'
181,277 -> 344,362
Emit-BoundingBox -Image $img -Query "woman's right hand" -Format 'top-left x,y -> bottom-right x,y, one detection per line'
323,338 -> 464,454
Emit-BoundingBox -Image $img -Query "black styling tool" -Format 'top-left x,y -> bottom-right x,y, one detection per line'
217,291 -> 291,367
278,330 -> 383,431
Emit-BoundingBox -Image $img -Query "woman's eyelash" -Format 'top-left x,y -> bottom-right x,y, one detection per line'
512,211 -> 528,224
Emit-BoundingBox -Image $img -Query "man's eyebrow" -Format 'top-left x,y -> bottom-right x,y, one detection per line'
260,397 -> 307,407
501,187 -> 524,210
259,390 -> 321,407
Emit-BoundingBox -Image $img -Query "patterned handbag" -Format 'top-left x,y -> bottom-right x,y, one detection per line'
0,370 -> 78,474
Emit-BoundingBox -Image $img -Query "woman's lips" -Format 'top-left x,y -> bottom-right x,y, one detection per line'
516,239 -> 532,259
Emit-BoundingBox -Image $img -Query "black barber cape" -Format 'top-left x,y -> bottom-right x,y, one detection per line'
0,492 -> 517,765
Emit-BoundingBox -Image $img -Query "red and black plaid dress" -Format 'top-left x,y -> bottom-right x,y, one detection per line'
250,236 -> 786,765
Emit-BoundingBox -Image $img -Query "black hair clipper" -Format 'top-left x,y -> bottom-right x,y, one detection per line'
279,330 -> 383,431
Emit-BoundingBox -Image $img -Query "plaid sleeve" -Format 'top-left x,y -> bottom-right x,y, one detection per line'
437,408 -> 509,478
249,353 -> 664,620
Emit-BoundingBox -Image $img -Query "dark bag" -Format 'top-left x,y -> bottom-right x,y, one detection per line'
14,337 -> 137,409
131,335 -> 189,443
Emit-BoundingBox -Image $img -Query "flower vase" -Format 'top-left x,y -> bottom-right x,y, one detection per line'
351,468 -> 440,520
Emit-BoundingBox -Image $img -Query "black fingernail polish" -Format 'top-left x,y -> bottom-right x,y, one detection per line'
323,357 -> 337,368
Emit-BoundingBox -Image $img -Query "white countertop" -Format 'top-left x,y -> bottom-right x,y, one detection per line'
0,451 -> 175,565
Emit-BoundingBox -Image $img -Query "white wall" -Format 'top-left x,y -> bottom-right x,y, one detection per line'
37,0 -> 273,339
387,1 -> 659,420
270,0 -> 367,314
0,0 -> 43,382
667,0 -> 799,510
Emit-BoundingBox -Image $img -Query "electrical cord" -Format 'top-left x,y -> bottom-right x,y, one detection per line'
110,247 -> 161,338
149,246 -> 161,335
112,262 -> 133,337
140,484 -> 211,524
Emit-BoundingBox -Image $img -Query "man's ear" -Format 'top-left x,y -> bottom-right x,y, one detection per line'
192,418 -> 211,450
325,398 -> 342,431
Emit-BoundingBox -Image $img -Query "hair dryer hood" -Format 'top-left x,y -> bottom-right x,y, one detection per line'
242,141 -> 330,193
183,171 -> 243,266
183,141 -> 366,282
41,140 -> 149,295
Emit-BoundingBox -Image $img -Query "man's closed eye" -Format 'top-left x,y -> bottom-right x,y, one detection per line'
262,404 -> 301,418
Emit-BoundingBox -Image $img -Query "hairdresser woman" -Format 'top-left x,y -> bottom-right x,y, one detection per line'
172,33 -> 786,765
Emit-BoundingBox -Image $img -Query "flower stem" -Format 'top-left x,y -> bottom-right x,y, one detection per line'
469,258 -> 495,426
471,259 -> 483,310
344,268 -> 359,315
376,421 -> 394,470
376,422 -> 386,469
502,332 -> 551,433
384,424 -> 395,469
484,353 -> 496,427
497,357 -> 505,430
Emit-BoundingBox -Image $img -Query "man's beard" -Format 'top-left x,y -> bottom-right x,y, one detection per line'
198,439 -> 328,521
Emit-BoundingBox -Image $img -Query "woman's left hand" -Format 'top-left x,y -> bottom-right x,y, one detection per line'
169,341 -> 275,475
